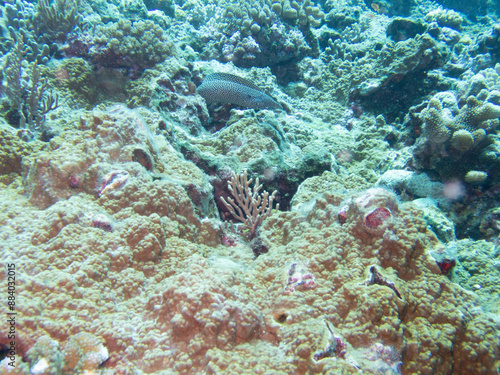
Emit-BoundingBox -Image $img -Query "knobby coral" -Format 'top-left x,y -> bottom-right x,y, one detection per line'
221,170 -> 279,239
92,19 -> 175,72
422,93 -> 500,151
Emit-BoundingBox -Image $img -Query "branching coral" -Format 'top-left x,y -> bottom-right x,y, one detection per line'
1,0 -> 63,62
221,170 -> 279,239
422,92 -> 500,151
0,0 -> 50,62
34,0 -> 80,43
2,34 -> 59,129
421,97 -> 452,144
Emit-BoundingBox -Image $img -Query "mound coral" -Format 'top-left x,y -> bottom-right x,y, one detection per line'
197,0 -> 324,68
1,113 -> 499,374
91,19 -> 175,74
25,333 -> 108,374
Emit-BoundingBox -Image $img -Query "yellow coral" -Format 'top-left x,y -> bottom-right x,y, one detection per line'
422,99 -> 451,144
450,129 -> 474,151
422,94 -> 500,151
464,170 -> 488,184
455,95 -> 500,131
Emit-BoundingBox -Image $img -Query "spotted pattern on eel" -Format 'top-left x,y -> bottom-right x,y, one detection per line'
196,72 -> 283,110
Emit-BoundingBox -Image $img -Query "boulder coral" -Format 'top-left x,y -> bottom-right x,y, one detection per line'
2,154 -> 498,373
19,104 -> 214,215
92,19 -> 175,71
0,126 -> 31,176
196,0 -> 324,68
259,189 -> 498,374
2,1 -> 500,373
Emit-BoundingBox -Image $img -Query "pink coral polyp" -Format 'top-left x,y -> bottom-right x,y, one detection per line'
363,207 -> 392,234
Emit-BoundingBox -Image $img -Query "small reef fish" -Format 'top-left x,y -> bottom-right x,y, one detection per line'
371,2 -> 388,15
196,72 -> 283,110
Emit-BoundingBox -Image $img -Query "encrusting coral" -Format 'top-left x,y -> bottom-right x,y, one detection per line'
2,137 -> 499,373
258,187 -> 499,374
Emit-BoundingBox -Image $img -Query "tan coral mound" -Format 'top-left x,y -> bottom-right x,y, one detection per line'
0,107 -> 498,374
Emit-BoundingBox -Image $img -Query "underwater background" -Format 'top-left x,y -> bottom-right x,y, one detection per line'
1,0 -> 500,373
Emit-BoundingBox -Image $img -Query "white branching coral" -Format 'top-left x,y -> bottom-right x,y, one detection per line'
221,170 -> 279,238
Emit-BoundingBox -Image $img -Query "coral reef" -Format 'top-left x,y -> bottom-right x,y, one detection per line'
3,158 -> 499,373
1,0 -> 500,373
92,19 -> 175,73
195,0 -> 324,68
413,90 -> 500,182
25,333 -> 108,374
48,58 -> 97,108
0,126 -> 31,175
2,35 -> 59,130
0,0 -> 51,63
33,0 -> 80,44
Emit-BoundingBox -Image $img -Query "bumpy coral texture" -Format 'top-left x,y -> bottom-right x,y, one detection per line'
198,0 -> 324,67
93,19 -> 175,70
422,93 -> 500,151
50,58 -> 97,108
3,140 -> 498,375
0,127 -> 30,175
20,105 -> 212,214
295,30 -> 444,121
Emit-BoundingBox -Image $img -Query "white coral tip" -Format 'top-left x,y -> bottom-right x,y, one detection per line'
31,358 -> 49,374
